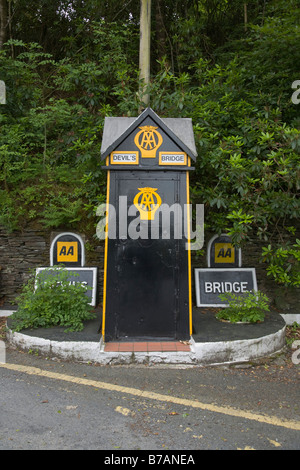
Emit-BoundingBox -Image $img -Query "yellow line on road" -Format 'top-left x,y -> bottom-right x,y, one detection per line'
1,362 -> 300,431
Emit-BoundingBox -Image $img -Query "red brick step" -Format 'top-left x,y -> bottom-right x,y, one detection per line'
104,341 -> 190,352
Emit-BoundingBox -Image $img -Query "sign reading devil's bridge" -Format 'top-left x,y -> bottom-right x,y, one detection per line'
100,107 -> 198,342
101,107 -> 196,171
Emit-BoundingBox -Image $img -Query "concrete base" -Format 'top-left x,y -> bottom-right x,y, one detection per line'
5,309 -> 287,366
0,310 -> 17,317
280,313 -> 300,325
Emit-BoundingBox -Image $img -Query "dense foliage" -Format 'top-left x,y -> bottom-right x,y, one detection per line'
10,267 -> 95,332
0,0 -> 299,286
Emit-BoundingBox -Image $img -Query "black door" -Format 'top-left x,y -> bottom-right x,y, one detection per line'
104,170 -> 190,341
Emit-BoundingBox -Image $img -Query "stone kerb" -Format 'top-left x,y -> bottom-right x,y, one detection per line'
6,325 -> 286,366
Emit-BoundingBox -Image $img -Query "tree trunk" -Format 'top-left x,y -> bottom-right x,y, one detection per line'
155,0 -> 167,61
0,0 -> 7,49
244,3 -> 248,32
139,0 -> 151,109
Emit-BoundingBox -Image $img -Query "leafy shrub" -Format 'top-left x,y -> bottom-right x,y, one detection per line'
216,290 -> 270,323
10,267 -> 96,332
262,240 -> 300,287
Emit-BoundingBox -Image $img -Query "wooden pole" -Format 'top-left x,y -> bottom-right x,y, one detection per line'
244,3 -> 248,32
139,0 -> 151,109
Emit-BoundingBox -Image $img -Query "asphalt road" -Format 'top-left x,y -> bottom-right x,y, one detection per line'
0,345 -> 299,452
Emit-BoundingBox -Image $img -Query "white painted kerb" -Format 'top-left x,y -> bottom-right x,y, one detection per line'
6,325 -> 286,366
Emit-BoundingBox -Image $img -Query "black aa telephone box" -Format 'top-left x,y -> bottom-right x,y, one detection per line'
100,108 -> 197,342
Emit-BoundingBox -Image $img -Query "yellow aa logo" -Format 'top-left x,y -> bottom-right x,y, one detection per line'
133,187 -> 162,220
134,125 -> 163,158
57,242 -> 78,262
215,243 -> 235,263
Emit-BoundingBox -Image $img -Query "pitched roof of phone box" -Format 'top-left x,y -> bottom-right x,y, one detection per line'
100,107 -> 197,161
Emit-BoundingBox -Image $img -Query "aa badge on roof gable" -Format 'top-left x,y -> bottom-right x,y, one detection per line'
101,107 -> 197,168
